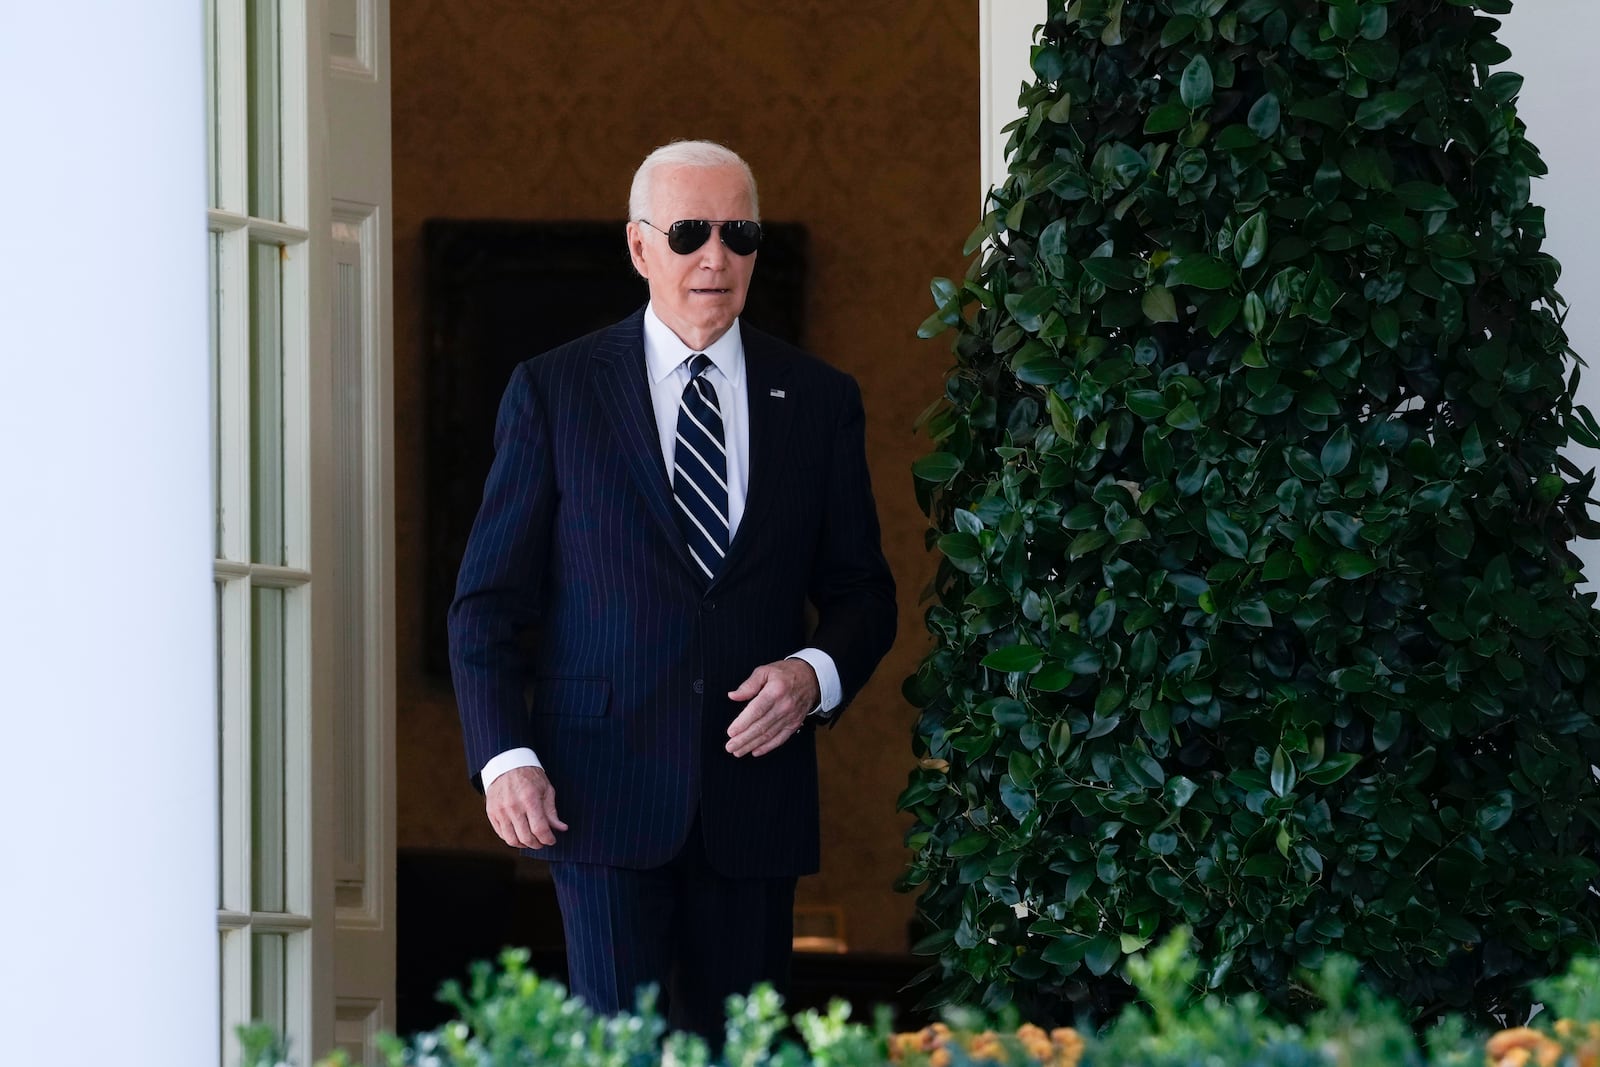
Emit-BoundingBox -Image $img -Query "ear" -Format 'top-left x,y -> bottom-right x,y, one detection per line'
625,221 -> 650,278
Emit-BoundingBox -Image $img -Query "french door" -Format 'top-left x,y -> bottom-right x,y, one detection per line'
207,0 -> 394,1062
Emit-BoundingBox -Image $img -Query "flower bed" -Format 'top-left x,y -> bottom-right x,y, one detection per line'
240,936 -> 1600,1067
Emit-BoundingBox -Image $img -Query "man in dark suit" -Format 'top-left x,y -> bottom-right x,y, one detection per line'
448,140 -> 897,1039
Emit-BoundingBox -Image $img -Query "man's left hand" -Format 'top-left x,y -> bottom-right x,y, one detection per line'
726,659 -> 820,757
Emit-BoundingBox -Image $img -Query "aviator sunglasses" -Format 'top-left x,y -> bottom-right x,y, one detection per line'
638,218 -> 763,256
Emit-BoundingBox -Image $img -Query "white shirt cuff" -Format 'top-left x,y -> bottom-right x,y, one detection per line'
788,648 -> 841,717
481,747 -> 542,791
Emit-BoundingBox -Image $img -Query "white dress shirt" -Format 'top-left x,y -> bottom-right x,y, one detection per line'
480,304 -> 842,789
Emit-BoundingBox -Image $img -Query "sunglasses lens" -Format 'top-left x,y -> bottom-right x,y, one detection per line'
666,220 -> 713,255
721,221 -> 762,256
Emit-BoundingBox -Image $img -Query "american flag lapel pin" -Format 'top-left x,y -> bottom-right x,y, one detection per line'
770,388 -> 786,398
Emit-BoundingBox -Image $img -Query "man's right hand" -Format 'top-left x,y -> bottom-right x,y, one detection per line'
485,765 -> 568,849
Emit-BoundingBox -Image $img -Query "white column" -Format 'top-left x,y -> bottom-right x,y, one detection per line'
980,0 -> 1048,201
0,6 -> 216,1066
1497,8 -> 1600,589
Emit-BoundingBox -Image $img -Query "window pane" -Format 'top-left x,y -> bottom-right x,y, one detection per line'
205,0 -> 218,209
251,933 -> 287,1033
246,0 -> 281,220
217,580 -> 226,908
250,241 -> 284,566
211,232 -> 224,556
252,585 -> 286,913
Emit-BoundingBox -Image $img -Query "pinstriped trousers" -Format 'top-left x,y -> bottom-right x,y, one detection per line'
547,812 -> 797,1043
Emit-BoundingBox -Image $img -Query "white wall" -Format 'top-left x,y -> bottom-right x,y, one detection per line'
1498,7 -> 1600,585
978,3 -> 1600,584
0,5 -> 217,1065
980,0 -> 1047,200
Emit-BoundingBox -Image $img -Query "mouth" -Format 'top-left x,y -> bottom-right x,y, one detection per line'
690,288 -> 731,295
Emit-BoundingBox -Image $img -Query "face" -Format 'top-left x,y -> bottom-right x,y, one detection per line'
626,163 -> 757,352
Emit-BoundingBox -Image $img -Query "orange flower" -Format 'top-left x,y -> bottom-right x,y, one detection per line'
1016,1023 -> 1054,1063
929,1049 -> 951,1067
887,1032 -> 923,1063
1487,1028 -> 1561,1067
1025,1027 -> 1080,1067
1551,1019 -> 1600,1067
966,1030 -> 1007,1062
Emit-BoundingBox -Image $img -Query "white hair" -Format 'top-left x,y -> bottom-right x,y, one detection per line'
627,140 -> 760,222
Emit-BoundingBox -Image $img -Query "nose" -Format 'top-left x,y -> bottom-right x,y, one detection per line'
699,224 -> 730,268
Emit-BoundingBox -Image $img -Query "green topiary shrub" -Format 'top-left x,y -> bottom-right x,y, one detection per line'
901,0 -> 1600,1024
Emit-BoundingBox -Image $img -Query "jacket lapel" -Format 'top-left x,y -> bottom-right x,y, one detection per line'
590,310 -> 696,574
718,328 -> 796,586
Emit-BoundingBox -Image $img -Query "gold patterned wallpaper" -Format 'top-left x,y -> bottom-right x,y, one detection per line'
392,0 -> 979,953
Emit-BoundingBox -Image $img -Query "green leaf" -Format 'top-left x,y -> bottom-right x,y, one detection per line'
1438,521 -> 1474,559
1206,509 -> 1249,559
1291,93 -> 1348,128
1347,39 -> 1399,80
1329,666 -> 1375,693
1083,256 -> 1142,291
1166,400 -> 1202,431
1069,529 -> 1113,558
982,645 -> 1043,673
917,307 -> 953,339
1247,92 -> 1281,138
1092,142 -> 1148,188
1006,285 -> 1057,332
1342,147 -> 1390,190
947,833 -> 990,858
1145,101 -> 1190,134
1142,285 -> 1179,323
1359,3 -> 1388,38
1171,255 -> 1235,290
1355,91 -> 1418,130
1049,720 -> 1072,757
1270,746 -> 1297,796
1047,92 -> 1074,124
990,698 -> 1029,729
1041,934 -> 1089,967
1167,776 -> 1199,808
1243,293 -> 1267,336
1180,54 -> 1214,109
1331,551 -> 1377,579
1304,753 -> 1362,784
1394,182 -> 1459,212
1486,71 -> 1523,103
1371,306 -> 1400,348
1329,4 -> 1362,39
1085,935 -> 1121,976
913,452 -> 963,482
910,928 -> 955,956
1320,426 -> 1354,477
1233,212 -> 1269,270
937,532 -> 982,562
1477,792 -> 1514,833
1236,599 -> 1273,627
1432,256 -> 1476,286
1213,125 -> 1259,152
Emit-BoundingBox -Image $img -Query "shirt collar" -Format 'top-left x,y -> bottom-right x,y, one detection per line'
643,302 -> 745,388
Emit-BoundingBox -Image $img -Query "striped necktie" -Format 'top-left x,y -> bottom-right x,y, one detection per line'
673,354 -> 729,580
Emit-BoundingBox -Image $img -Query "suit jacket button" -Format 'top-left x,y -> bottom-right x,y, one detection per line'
704,600 -> 717,612
692,679 -> 704,694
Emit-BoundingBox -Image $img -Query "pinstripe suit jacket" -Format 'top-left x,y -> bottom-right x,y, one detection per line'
448,307 -> 897,877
